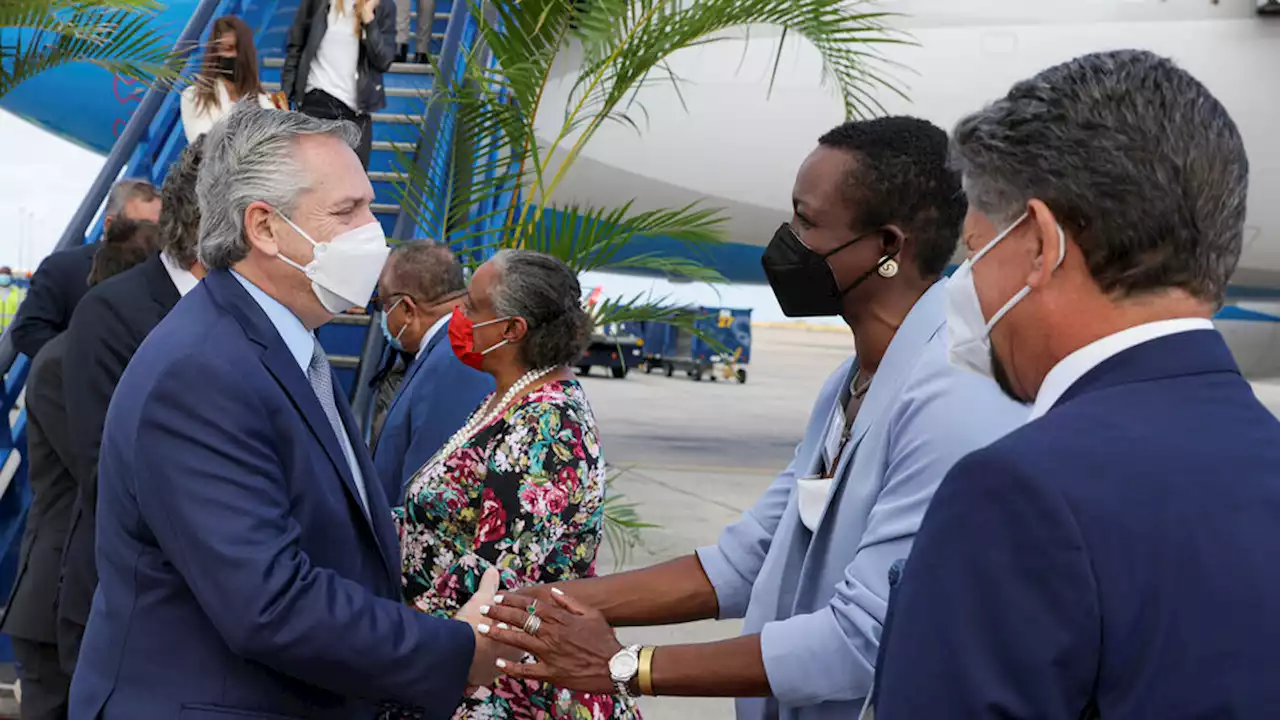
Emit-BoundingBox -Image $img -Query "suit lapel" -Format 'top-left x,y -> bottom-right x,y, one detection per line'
333,379 -> 399,585
815,281 -> 949,530
205,271 -> 382,543
143,253 -> 181,314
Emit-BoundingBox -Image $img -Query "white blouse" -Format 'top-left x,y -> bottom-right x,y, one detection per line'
180,81 -> 274,142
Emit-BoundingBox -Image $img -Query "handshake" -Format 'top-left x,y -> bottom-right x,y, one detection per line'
453,568 -> 626,696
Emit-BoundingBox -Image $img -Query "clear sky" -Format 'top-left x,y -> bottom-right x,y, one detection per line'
0,108 -> 836,325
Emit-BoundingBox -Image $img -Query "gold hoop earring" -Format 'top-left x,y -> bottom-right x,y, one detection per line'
878,257 -> 899,278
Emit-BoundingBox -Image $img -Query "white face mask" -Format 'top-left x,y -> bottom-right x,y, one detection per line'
946,211 -> 1065,378
274,210 -> 390,315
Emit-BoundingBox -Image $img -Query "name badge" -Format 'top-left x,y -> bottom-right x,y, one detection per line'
821,401 -> 846,476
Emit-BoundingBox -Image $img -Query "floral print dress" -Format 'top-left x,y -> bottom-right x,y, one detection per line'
384,379 -> 641,720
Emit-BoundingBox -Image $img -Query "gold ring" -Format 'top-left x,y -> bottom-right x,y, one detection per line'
522,613 -> 542,636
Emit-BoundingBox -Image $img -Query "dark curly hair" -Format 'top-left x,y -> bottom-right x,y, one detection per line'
160,135 -> 205,269
818,116 -> 967,279
489,250 -> 591,369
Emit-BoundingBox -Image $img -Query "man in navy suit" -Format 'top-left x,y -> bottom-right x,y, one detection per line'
869,50 -> 1280,718
70,102 -> 507,719
373,241 -> 494,504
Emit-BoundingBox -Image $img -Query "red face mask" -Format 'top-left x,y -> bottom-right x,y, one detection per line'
448,305 -> 511,370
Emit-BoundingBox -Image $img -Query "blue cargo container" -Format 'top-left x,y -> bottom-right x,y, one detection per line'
639,306 -> 752,383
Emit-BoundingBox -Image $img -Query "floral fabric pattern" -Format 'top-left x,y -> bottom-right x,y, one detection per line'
382,379 -> 640,720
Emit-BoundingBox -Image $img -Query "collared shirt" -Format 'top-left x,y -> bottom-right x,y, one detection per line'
416,313 -> 451,361
1030,317 -> 1216,420
161,252 -> 200,297
231,271 -> 370,512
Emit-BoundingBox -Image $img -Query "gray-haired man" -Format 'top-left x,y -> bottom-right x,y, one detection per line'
9,178 -> 160,358
70,101 -> 508,719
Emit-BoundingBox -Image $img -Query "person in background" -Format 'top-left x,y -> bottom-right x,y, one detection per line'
395,0 -> 435,63
0,216 -> 161,720
367,344 -> 413,447
867,50 -> 1280,719
180,15 -> 274,142
56,139 -> 205,675
475,118 -> 1027,719
70,102 -> 506,719
282,0 -> 396,168
383,248 -> 639,720
372,241 -> 494,505
9,178 -> 159,359
0,266 -> 26,334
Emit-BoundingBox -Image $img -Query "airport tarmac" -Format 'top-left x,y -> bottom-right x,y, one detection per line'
580,324 -> 1280,720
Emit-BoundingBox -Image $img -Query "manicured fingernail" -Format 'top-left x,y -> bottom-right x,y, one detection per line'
479,605 -> 490,615
551,588 -> 565,596
494,594 -> 504,603
496,659 -> 507,668
477,624 -> 490,634
497,623 -> 509,630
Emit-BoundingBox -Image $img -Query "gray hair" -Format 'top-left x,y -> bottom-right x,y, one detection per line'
159,135 -> 205,269
952,49 -> 1248,305
104,178 -> 159,219
197,98 -> 362,270
490,249 -> 590,369
385,241 -> 466,302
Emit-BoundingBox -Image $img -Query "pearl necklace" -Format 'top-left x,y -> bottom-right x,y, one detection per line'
434,366 -> 557,461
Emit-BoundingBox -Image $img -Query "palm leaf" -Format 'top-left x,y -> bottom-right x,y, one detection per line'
602,466 -> 656,571
0,0 -> 184,99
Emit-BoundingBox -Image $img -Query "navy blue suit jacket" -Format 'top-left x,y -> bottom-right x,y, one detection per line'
372,322 -> 494,505
871,329 -> 1280,719
69,270 -> 474,720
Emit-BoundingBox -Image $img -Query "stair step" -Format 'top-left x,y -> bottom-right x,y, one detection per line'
367,171 -> 401,184
261,81 -> 428,99
331,313 -> 372,326
372,140 -> 415,154
262,58 -> 434,76
372,202 -> 401,215
371,113 -> 417,124
328,354 -> 362,369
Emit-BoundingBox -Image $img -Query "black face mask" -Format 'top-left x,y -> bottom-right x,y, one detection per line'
761,223 -> 891,318
216,55 -> 237,78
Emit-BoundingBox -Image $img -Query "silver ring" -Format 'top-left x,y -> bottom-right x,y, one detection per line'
523,613 -> 542,636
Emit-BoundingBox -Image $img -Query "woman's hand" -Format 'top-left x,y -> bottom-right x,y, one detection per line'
478,587 -> 623,695
360,0 -> 380,25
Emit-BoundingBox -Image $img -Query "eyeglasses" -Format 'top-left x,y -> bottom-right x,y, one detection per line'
370,293 -> 407,313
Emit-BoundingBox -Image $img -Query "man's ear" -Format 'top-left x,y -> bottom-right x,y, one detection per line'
244,201 -> 282,257
1025,199 -> 1063,289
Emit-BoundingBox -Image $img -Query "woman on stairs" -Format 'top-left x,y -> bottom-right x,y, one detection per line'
179,15 -> 274,142
282,0 -> 397,169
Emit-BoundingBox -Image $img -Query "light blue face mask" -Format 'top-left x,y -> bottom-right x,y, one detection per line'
0,275 -> 12,288
380,296 -> 407,352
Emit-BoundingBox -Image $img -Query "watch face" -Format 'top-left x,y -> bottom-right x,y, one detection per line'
609,652 -> 639,680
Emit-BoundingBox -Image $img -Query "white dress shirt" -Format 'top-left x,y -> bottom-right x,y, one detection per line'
416,313 -> 451,361
160,252 -> 200,297
1030,317 -> 1216,420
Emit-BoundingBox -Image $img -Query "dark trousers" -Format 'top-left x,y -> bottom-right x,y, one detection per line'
11,638 -> 70,720
299,89 -> 374,169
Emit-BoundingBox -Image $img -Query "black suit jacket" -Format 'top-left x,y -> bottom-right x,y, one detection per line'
58,253 -> 181,641
0,334 -> 76,643
9,243 -> 98,359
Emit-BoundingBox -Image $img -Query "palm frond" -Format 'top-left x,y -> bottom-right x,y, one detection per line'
602,466 -> 656,571
1,0 -> 184,99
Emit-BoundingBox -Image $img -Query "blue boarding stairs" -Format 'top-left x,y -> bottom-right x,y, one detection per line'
0,0 -> 509,665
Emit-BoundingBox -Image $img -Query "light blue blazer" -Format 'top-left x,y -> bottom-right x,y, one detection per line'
695,280 -> 1027,720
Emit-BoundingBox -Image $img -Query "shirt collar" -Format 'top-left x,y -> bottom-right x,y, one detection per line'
161,252 -> 200,297
416,313 -> 451,360
231,270 -> 315,372
1030,317 -> 1216,420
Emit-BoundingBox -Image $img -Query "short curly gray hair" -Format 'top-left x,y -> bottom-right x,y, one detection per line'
489,250 -> 590,369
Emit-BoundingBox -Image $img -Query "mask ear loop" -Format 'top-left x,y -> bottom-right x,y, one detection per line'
983,222 -> 1066,332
